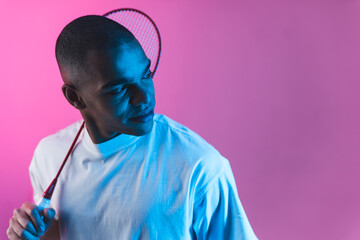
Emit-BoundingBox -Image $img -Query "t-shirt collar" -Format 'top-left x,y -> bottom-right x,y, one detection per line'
82,125 -> 140,158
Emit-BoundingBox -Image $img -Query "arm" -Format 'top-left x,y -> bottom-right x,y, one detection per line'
192,160 -> 258,240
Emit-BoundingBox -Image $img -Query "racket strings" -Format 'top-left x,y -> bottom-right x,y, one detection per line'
105,9 -> 161,74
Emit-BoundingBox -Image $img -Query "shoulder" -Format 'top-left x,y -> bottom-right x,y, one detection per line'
30,120 -> 83,175
35,120 -> 83,154
153,114 -> 215,152
152,114 -> 230,187
153,114 -> 197,136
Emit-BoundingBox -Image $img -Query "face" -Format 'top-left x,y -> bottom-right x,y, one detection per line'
77,40 -> 155,142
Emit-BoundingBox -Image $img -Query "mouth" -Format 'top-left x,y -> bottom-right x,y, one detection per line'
129,110 -> 154,123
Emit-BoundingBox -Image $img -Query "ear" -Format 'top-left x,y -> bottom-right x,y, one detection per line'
61,84 -> 86,110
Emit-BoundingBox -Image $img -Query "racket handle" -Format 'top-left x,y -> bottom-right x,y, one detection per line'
37,197 -> 51,220
37,197 -> 51,210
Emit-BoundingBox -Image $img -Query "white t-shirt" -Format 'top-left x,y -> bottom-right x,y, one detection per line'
29,114 -> 257,240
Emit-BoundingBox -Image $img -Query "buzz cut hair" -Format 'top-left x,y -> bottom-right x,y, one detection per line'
55,15 -> 135,83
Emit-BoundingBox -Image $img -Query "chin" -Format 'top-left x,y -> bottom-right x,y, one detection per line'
128,120 -> 154,136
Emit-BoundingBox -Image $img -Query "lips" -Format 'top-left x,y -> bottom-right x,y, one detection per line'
129,110 -> 154,123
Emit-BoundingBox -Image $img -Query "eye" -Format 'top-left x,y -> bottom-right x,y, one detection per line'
109,87 -> 126,95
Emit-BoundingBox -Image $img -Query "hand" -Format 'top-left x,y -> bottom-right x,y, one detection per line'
7,202 -> 56,240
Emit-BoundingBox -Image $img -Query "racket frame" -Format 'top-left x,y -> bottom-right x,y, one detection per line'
103,8 -> 162,77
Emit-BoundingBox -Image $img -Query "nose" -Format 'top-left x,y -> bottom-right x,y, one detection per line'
130,84 -> 153,110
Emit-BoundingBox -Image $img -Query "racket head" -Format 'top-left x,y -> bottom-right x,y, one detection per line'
103,8 -> 162,78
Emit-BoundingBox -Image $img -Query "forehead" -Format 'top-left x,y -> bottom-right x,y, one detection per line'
86,41 -> 149,82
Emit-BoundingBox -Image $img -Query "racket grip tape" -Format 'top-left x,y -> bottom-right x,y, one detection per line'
37,197 -> 51,220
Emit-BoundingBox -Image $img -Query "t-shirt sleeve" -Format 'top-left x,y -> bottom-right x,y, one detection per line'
29,141 -> 60,220
192,159 -> 258,240
29,149 -> 45,205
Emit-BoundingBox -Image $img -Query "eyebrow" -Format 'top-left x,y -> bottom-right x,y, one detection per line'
101,59 -> 151,90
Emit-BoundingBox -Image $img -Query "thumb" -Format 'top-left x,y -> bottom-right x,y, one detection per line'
43,208 -> 56,226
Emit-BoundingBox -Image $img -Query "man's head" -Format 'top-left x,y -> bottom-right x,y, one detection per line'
56,15 -> 155,143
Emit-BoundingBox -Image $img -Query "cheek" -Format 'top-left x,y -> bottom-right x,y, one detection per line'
146,81 -> 156,101
84,93 -> 122,117
104,97 -> 130,117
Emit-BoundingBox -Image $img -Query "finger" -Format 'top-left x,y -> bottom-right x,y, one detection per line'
6,227 -> 22,240
10,218 -> 30,239
13,209 -> 39,236
42,208 -> 56,226
22,203 -> 45,233
18,216 -> 41,237
10,217 -> 40,240
22,230 -> 41,240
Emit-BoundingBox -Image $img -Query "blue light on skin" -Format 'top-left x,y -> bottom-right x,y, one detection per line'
62,39 -> 156,144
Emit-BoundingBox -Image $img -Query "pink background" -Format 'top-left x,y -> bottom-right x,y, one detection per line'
1,0 -> 360,239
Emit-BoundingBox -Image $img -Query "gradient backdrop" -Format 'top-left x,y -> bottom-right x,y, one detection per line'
1,0 -> 360,239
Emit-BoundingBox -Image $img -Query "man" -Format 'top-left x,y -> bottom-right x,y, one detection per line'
7,15 -> 258,239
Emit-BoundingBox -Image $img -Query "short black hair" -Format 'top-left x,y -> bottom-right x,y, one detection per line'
55,15 -> 135,83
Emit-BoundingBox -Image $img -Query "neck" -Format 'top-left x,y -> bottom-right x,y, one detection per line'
81,114 -> 121,144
